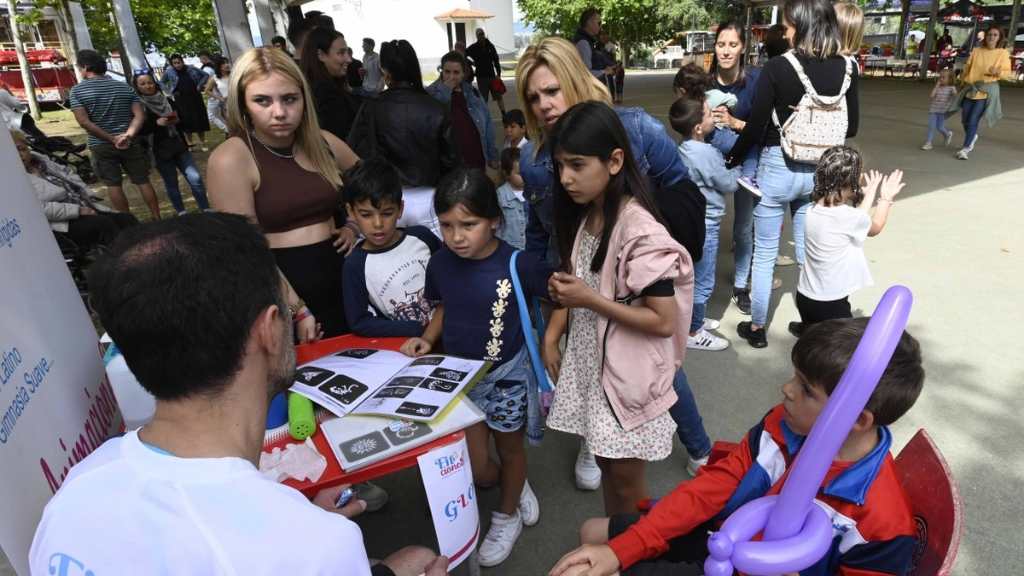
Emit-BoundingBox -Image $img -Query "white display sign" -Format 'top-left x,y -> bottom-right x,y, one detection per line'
0,129 -> 123,574
416,436 -> 480,569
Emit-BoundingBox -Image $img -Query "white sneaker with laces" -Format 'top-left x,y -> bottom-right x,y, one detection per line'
702,318 -> 720,331
686,454 -> 710,477
574,444 -> 601,490
920,142 -> 933,150
944,132 -> 954,147
519,480 -> 540,526
956,148 -> 969,160
478,510 -> 523,567
737,176 -> 762,197
687,328 -> 730,351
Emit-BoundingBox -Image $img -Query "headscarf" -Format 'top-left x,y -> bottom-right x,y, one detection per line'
137,84 -> 179,139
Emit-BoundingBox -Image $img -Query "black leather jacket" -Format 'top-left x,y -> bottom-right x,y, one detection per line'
346,85 -> 458,187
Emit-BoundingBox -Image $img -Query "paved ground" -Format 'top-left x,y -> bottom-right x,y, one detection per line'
3,72 -> 1020,575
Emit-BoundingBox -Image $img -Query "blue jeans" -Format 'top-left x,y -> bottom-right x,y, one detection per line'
960,97 -> 987,149
690,217 -> 721,333
925,112 -> 951,144
155,151 -> 209,213
709,128 -> 756,290
751,146 -> 813,327
669,368 -> 711,460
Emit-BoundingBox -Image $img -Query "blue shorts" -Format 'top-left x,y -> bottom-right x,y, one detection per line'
467,347 -> 529,433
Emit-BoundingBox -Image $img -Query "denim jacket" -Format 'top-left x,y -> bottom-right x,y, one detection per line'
426,80 -> 498,163
520,106 -> 690,265
160,65 -> 209,94
496,182 -> 527,250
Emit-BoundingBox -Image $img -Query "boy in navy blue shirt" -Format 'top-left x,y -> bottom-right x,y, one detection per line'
342,158 -> 441,336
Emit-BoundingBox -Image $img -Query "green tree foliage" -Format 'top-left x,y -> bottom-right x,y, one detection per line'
517,0 -> 739,47
22,0 -> 218,56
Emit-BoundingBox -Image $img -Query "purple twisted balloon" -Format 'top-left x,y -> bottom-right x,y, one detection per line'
705,286 -> 913,576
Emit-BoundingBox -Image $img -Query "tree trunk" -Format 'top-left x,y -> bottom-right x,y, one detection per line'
55,0 -> 84,82
897,0 -> 912,59
920,0 -> 941,79
6,1 -> 41,119
1009,0 -> 1022,69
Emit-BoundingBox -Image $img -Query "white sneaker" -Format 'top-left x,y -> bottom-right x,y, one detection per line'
944,132 -> 954,147
519,480 -> 540,526
956,148 -> 969,160
687,328 -> 730,351
702,318 -> 720,331
574,444 -> 601,490
966,134 -> 978,151
686,454 -> 709,477
737,176 -> 762,197
920,142 -> 933,150
776,255 -> 796,267
478,510 -> 523,567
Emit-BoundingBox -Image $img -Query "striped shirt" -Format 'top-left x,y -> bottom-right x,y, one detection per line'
69,76 -> 140,147
929,85 -> 957,113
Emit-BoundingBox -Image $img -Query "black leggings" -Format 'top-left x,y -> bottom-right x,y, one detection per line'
796,291 -> 852,326
64,212 -> 138,251
273,240 -> 348,337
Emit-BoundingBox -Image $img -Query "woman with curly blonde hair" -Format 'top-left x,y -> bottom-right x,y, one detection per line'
207,47 -> 360,341
517,36 -> 711,500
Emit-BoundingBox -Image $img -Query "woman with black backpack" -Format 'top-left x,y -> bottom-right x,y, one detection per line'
727,0 -> 859,349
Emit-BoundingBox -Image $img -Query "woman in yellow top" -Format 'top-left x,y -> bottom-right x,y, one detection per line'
955,26 -> 1012,160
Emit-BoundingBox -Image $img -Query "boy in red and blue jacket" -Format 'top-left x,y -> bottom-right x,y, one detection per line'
550,317 -> 925,576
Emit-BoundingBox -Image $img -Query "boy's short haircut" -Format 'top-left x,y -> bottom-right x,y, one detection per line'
673,63 -> 711,99
502,109 -> 526,127
669,96 -> 704,140
500,146 -> 521,175
792,317 -> 924,427
342,157 -> 403,208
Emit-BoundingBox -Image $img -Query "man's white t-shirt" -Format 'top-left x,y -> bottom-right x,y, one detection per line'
30,430 -> 372,576
797,203 -> 873,301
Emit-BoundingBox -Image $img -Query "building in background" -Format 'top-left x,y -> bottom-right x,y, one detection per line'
297,0 -> 515,72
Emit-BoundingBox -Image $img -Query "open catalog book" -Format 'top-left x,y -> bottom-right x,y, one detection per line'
289,348 -> 489,422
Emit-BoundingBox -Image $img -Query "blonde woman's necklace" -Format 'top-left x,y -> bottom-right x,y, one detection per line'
251,132 -> 295,159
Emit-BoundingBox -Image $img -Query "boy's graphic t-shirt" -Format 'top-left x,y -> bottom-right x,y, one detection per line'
343,226 -> 441,337
425,240 -> 552,367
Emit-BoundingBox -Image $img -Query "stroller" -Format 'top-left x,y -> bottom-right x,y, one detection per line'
21,115 -> 96,184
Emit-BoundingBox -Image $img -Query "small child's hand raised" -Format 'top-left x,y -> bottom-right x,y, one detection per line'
401,337 -> 432,357
879,169 -> 906,201
863,169 -> 884,192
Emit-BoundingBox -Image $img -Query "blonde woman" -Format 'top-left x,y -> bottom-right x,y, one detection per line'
954,26 -> 1012,160
516,37 -> 711,507
835,2 -> 865,58
207,47 -> 359,341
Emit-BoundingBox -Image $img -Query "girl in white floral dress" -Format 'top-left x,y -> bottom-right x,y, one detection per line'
543,102 -> 694,514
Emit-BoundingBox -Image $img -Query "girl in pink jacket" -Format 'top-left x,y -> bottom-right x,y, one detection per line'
543,101 -> 694,514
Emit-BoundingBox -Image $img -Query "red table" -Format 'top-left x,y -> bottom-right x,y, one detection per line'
265,334 -> 468,497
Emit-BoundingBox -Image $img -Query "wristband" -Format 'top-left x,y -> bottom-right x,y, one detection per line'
292,307 -> 312,324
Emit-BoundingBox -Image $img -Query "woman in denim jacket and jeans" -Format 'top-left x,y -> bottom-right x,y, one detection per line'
427,51 -> 498,170
515,36 -> 713,488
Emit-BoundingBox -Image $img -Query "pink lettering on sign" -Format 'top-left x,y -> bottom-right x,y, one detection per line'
39,377 -> 120,494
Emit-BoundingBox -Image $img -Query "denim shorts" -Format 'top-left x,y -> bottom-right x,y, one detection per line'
467,346 -> 530,433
